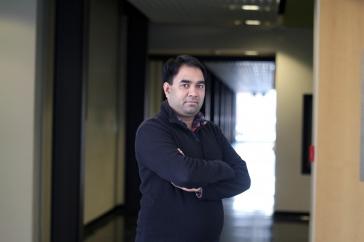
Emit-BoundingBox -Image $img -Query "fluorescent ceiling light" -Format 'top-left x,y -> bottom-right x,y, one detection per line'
245,20 -> 261,25
234,20 -> 242,26
242,5 -> 260,11
244,50 -> 259,56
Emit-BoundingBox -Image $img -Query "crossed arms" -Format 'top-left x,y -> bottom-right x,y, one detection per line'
135,121 -> 251,200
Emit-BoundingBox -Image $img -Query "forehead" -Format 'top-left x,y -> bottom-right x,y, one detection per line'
173,65 -> 204,82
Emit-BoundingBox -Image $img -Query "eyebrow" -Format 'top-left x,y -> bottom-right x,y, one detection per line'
179,80 -> 205,84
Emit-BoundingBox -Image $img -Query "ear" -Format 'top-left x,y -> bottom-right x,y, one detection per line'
163,82 -> 171,97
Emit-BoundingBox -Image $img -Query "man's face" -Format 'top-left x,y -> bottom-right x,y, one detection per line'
163,65 -> 205,118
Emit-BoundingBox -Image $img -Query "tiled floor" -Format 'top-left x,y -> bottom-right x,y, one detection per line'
84,142 -> 309,242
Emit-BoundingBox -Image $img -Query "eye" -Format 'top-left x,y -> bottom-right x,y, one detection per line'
197,84 -> 205,89
181,83 -> 190,88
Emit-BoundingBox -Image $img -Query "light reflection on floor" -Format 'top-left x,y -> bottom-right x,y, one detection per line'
219,141 -> 276,242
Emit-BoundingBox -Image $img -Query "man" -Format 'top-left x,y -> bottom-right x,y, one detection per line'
135,55 -> 250,242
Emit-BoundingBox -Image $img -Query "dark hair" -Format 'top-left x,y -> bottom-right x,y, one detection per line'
162,55 -> 208,84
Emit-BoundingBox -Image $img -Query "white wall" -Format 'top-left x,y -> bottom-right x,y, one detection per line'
0,0 -> 38,241
149,24 -> 313,212
275,51 -> 313,211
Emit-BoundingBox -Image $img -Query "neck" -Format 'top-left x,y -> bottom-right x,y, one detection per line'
177,115 -> 194,130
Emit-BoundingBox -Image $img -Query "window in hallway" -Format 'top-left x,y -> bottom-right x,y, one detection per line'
233,90 -> 276,216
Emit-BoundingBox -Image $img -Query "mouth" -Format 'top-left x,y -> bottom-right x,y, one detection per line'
185,101 -> 199,105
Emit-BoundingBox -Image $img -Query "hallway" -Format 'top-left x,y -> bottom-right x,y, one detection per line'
84,142 -> 309,242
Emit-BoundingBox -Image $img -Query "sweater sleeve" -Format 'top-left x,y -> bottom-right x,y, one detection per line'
200,125 -> 251,200
135,120 -> 235,188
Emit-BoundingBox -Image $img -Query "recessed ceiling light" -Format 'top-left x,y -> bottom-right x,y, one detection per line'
242,5 -> 260,11
228,4 -> 238,10
234,20 -> 242,26
245,20 -> 261,25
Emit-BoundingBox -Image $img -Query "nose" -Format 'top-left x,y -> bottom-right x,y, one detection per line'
188,85 -> 198,97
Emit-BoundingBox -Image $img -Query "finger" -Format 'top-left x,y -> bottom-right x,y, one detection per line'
171,182 -> 184,189
177,148 -> 185,155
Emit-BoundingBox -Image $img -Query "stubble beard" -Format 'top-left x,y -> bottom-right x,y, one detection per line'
182,101 -> 202,116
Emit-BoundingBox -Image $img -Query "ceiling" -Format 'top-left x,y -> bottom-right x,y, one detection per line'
127,0 -> 313,28
127,0 -> 282,28
205,60 -> 275,93
127,0 -> 313,93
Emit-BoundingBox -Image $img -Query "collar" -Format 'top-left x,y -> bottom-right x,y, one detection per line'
160,101 -> 207,132
190,112 -> 207,132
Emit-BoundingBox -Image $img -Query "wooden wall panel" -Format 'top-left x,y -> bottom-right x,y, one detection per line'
313,1 -> 364,241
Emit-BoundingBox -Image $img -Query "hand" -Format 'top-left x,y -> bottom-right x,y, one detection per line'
171,182 -> 201,192
177,148 -> 185,156
173,148 -> 202,195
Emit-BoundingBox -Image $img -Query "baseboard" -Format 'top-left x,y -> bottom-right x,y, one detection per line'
84,205 -> 125,237
273,211 -> 310,223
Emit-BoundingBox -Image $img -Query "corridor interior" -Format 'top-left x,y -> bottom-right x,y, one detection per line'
84,91 -> 309,242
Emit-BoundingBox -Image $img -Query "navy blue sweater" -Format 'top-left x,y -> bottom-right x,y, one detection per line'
135,102 -> 250,242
